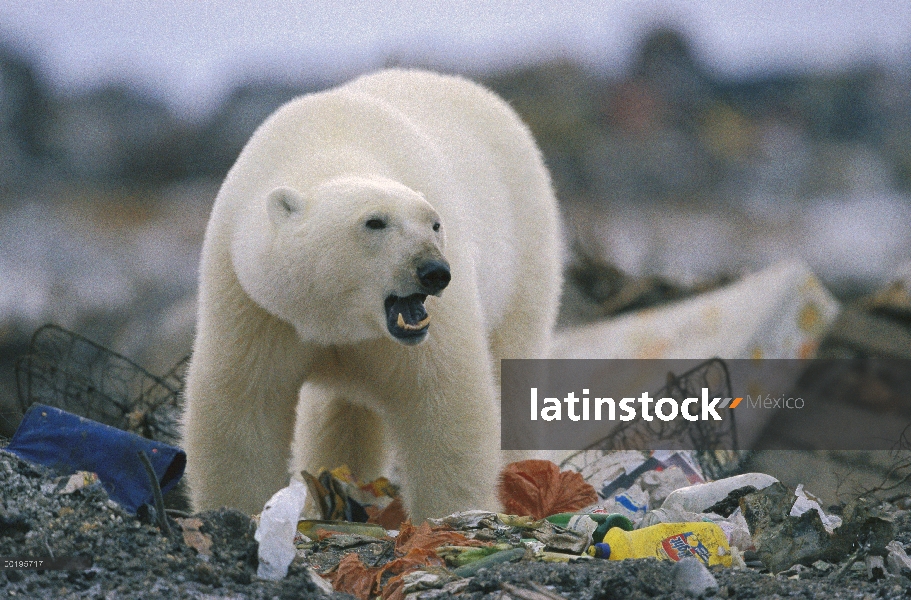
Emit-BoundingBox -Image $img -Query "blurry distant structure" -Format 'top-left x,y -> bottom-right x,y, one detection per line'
484,27 -> 911,207
632,28 -> 713,125
0,28 -> 909,200
45,85 -> 182,184
0,44 -> 51,188
187,81 -> 316,179
599,28 -> 719,201
0,40 -> 326,190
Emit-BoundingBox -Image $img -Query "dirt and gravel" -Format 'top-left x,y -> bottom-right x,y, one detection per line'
5,449 -> 911,599
0,450 -> 326,598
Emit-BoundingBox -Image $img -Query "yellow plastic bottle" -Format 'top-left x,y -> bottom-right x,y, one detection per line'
587,522 -> 732,567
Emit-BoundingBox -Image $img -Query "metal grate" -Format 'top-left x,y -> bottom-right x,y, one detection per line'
15,324 -> 188,446
579,358 -> 746,480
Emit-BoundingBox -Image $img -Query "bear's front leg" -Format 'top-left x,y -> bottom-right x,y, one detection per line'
182,303 -> 311,515
290,382 -> 385,484
378,355 -> 502,523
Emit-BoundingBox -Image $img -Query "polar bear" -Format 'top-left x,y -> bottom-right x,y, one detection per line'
182,69 -> 562,521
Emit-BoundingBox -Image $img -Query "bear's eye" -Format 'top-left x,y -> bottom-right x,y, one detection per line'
433,222 -> 441,232
365,218 -> 387,230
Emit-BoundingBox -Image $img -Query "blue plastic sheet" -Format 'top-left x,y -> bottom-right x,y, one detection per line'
7,404 -> 186,514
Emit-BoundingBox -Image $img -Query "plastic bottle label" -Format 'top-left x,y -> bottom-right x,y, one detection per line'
659,532 -> 710,565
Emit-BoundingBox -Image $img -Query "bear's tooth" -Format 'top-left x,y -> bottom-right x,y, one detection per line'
397,313 -> 431,331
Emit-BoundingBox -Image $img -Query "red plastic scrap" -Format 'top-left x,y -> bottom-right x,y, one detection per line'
326,541 -> 447,599
326,521 -> 488,599
498,459 -> 598,520
366,497 -> 408,530
379,547 -> 446,600
395,521 -> 488,553
327,553 -> 375,599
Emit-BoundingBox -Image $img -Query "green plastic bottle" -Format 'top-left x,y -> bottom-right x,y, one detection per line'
545,512 -> 635,543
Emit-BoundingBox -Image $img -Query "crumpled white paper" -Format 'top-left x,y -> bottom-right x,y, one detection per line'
789,483 -> 842,533
255,479 -> 308,580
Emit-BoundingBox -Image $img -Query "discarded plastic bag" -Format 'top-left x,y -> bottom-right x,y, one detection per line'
638,466 -> 694,508
660,473 -> 778,513
255,479 -> 308,580
6,403 -> 186,513
560,450 -> 705,503
586,483 -> 649,525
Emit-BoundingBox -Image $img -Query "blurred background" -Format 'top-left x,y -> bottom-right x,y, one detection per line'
0,1 -> 910,436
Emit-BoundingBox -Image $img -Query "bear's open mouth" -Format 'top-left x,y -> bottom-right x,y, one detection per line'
385,293 -> 430,343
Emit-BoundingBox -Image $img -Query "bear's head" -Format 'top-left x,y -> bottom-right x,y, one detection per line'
233,175 -> 449,346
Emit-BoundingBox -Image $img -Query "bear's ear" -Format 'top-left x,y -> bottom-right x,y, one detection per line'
267,186 -> 307,224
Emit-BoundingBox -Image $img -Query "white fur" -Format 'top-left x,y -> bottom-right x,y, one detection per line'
182,69 -> 562,521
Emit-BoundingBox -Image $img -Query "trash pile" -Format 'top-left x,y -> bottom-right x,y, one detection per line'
562,253 -> 911,364
6,348 -> 910,599
5,439 -> 911,599
0,449 -> 327,599
251,454 -> 907,599
13,324 -> 191,513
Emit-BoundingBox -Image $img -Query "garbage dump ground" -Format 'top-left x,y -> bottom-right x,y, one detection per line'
2,268 -> 911,599
5,448 -> 911,599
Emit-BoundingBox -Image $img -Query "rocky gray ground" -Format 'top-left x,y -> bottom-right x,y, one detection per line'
0,450 -> 329,598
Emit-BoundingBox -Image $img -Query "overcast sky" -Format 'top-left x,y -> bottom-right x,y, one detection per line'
1,1 -> 909,119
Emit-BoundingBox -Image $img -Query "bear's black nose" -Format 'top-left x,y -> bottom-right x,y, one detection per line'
416,260 -> 451,294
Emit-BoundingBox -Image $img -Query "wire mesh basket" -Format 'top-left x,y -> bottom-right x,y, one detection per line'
15,324 -> 188,446
567,358 -> 748,480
